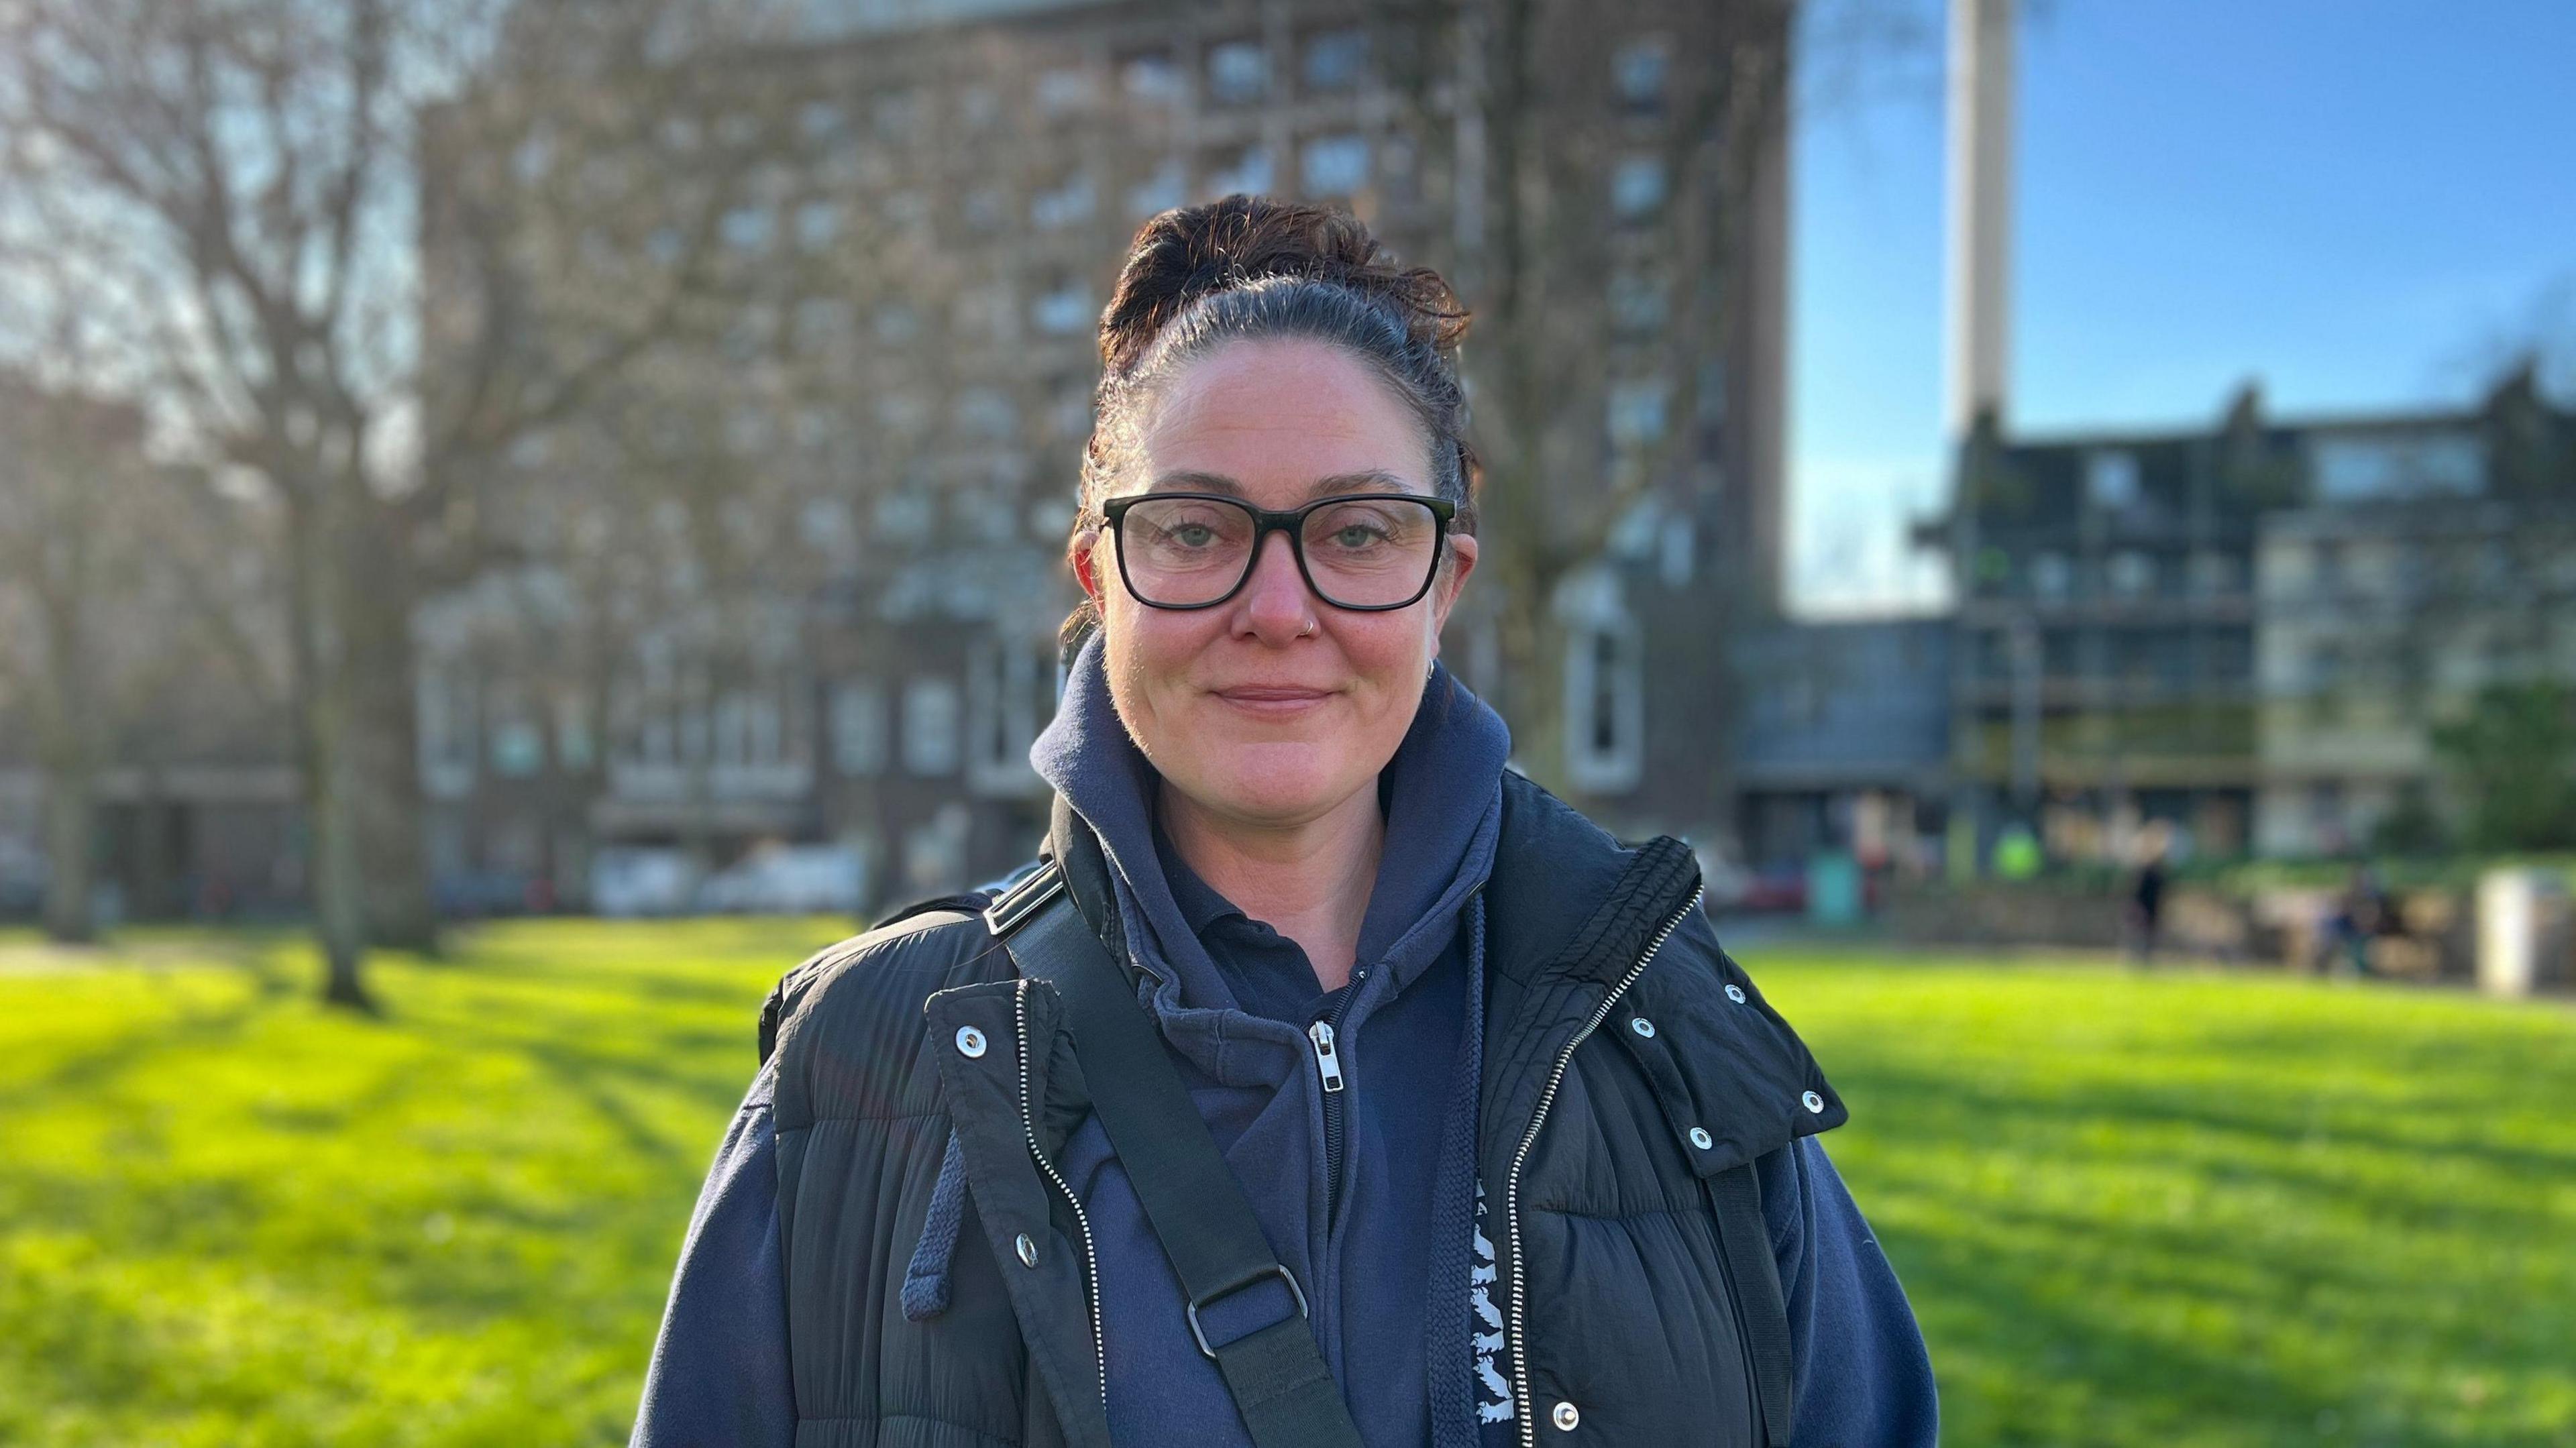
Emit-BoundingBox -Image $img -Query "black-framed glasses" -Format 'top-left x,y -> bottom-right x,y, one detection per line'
1102,491 -> 1458,612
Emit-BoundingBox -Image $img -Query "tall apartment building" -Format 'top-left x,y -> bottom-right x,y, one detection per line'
1921,368 -> 2576,868
419,0 -> 1790,908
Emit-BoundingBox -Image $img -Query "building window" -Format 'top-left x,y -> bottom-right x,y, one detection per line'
2310,539 -> 2346,596
1036,65 -> 1099,115
1613,35 -> 1671,113
722,302 -> 778,365
1121,49 -> 1185,106
1611,155 -> 1666,222
722,404 -> 772,456
873,89 -> 922,140
798,101 -> 844,142
831,679 -> 887,775
1208,39 -> 1269,104
1607,378 -> 1670,450
2311,430 -> 2485,500
2031,551 -> 2072,600
901,677 -> 962,775
871,302 -> 922,345
2107,549 -> 2154,599
1129,158 -> 1187,219
1032,275 -> 1093,335
798,493 -> 854,553
1204,143 -> 1274,197
419,665 -> 477,796
958,84 -> 1002,131
875,481 -> 934,543
1607,272 -> 1668,337
2306,642 -> 2347,724
954,386 -> 1018,442
1299,134 -> 1370,197
1051,375 -> 1094,439
793,296 -> 854,357
794,199 -> 840,253
2087,449 -> 2142,510
967,640 -> 1056,797
1565,614 -> 1645,793
719,204 -> 775,254
1303,27 -> 1368,92
2188,551 -> 2240,596
960,184 -> 1008,234
1032,170 -> 1097,229
875,390 -> 930,438
712,683 -> 786,770
555,695 -> 594,771
953,286 -> 1016,346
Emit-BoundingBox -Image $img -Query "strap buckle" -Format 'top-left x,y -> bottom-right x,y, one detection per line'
1185,1264 -> 1310,1359
983,860 -> 1067,938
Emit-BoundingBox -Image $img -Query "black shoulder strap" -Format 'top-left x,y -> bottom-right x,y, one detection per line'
987,861 -> 1365,1448
1709,1161 -> 1796,1447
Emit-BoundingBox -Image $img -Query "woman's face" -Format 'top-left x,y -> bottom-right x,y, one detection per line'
1071,338 -> 1478,831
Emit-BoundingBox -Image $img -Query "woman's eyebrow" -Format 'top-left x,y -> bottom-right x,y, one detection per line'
1146,470 -> 1242,495
1302,470 -> 1412,498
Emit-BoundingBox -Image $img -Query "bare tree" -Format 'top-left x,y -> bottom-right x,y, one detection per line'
1371,0 -> 1798,795
0,0 -> 768,1007
0,373 -> 282,941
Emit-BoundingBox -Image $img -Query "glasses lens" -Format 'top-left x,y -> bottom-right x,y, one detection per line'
1118,496 -> 1256,606
1301,497 -> 1443,608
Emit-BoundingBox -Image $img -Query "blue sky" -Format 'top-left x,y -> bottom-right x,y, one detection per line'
1786,0 -> 2576,615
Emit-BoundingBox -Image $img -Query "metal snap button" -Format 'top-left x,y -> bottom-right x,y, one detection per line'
1725,983 -> 1746,1003
1687,1126 -> 1714,1151
1802,1090 -> 1825,1113
1628,1017 -> 1656,1039
1014,1233 -> 1038,1268
955,1025 -> 988,1059
1552,1400 -> 1580,1431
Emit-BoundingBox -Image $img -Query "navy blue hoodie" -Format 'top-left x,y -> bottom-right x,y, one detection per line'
630,641 -> 1937,1447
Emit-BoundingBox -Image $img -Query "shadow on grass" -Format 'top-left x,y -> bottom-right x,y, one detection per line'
1835,1054 -> 2571,1446
0,989 -> 280,1115
1834,1050 -> 2576,1190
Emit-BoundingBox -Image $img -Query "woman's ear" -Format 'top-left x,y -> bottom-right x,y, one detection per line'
1069,528 -> 1105,602
1431,532 -> 1478,630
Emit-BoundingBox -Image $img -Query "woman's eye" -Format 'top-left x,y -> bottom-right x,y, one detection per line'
1164,523 -> 1217,548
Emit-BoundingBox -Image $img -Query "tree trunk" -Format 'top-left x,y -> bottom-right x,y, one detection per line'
39,759 -> 95,944
288,493 -> 376,1012
1495,586 -> 1564,792
342,533 -> 439,955
312,703 -> 375,1011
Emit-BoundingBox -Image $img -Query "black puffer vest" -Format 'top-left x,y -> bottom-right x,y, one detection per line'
760,773 -> 1846,1448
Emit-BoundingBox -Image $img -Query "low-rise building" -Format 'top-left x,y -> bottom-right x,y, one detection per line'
1921,368 -> 2576,869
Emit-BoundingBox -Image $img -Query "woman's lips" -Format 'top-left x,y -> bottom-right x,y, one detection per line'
1210,685 -> 1336,719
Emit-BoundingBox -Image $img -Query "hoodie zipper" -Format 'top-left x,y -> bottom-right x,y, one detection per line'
1307,1015 -> 1348,1217
1502,884 -> 1703,1448
1016,978 -> 1107,1416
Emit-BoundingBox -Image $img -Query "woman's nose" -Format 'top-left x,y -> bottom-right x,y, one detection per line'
1235,531 -> 1319,645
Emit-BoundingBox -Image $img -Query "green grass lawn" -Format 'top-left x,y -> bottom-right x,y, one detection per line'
0,924 -> 2569,1447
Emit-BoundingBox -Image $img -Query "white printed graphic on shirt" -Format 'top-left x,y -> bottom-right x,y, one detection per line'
1472,1182 -> 1515,1423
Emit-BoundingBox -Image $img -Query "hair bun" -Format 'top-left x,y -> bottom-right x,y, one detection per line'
1098,194 -> 1468,376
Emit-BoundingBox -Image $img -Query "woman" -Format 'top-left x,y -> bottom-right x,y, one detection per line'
632,196 -> 1935,1448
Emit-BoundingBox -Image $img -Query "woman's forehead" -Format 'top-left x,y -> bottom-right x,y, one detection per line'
1138,339 -> 1430,494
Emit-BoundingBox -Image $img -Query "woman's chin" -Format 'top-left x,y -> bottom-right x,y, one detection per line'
1179,744 -> 1363,826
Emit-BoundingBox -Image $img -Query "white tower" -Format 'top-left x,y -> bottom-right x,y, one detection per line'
1945,0 -> 2016,438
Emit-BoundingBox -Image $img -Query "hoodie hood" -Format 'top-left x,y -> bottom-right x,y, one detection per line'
1030,630 -> 1510,1066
